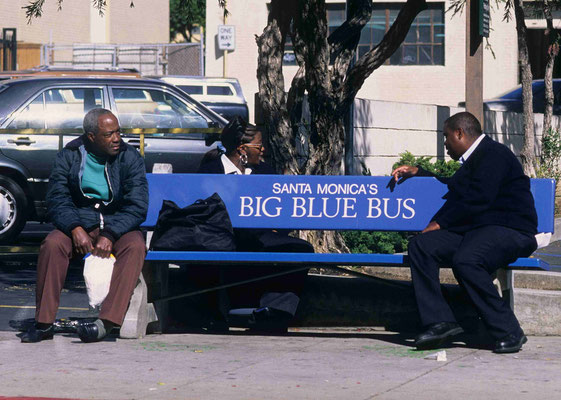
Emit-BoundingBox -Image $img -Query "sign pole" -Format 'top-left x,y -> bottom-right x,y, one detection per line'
223,14 -> 227,78
465,0 -> 489,128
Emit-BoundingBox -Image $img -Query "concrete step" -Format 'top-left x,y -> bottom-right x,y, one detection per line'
513,288 -> 561,335
511,270 -> 561,290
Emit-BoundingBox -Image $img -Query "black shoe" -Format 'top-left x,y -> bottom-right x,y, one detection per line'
493,332 -> 527,354
250,307 -> 292,334
77,322 -> 104,343
415,322 -> 464,350
20,324 -> 54,343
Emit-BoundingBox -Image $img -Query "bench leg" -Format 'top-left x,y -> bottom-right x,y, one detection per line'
140,261 -> 169,333
120,273 -> 158,339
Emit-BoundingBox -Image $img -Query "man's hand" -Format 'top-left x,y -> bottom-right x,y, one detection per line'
422,221 -> 441,234
71,226 -> 94,255
92,236 -> 113,259
391,165 -> 419,182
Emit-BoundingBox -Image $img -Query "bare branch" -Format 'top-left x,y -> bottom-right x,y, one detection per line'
341,0 -> 427,111
329,0 -> 372,93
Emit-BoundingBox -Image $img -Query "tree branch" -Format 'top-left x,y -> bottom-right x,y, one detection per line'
329,0 -> 372,92
342,0 -> 427,110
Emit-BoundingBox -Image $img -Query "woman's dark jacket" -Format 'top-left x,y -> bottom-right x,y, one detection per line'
46,134 -> 149,242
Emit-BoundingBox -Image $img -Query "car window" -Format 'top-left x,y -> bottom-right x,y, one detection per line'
207,85 -> 234,96
178,85 -> 203,95
8,87 -> 104,130
112,87 -> 210,135
7,95 -> 45,129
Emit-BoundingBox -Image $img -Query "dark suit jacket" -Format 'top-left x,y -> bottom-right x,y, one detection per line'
418,135 -> 538,234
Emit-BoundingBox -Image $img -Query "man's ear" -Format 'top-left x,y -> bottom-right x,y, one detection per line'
86,132 -> 95,142
456,128 -> 465,140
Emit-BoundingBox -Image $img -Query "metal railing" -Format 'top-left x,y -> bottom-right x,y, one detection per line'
41,42 -> 203,76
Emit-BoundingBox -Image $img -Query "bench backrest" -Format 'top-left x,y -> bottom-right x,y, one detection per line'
144,174 -> 555,233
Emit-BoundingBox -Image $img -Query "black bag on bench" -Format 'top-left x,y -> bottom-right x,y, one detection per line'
150,193 -> 236,252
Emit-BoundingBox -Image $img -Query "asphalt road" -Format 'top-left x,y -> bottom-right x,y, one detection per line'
0,222 -> 97,333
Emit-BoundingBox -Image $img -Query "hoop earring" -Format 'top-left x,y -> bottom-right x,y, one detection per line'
240,153 -> 248,166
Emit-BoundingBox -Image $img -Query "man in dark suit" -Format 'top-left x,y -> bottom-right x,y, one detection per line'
392,111 -> 538,353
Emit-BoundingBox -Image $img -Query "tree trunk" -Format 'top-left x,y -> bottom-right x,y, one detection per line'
542,1 -> 557,137
513,0 -> 536,177
255,0 -> 426,252
255,0 -> 299,175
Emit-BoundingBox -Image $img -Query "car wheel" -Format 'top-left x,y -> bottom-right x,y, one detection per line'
0,176 -> 27,244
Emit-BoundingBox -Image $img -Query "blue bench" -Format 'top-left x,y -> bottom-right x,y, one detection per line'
123,173 -> 555,337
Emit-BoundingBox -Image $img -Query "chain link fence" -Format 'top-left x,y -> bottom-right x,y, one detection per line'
41,42 -> 203,75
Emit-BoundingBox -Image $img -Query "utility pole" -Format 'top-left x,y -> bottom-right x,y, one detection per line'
465,0 -> 489,128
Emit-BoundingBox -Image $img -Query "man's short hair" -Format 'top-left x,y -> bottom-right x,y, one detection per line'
444,112 -> 482,138
83,108 -> 114,135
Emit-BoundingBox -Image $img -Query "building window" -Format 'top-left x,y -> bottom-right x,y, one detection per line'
283,2 -> 445,66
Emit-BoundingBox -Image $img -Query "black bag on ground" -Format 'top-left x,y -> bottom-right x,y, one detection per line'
150,193 -> 236,251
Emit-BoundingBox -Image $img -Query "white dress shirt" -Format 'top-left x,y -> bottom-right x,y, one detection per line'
220,154 -> 252,175
459,134 -> 485,164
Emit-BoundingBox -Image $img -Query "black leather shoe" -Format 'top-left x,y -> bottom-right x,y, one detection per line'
415,322 -> 464,350
20,324 -> 54,343
494,332 -> 527,354
77,322 -> 104,343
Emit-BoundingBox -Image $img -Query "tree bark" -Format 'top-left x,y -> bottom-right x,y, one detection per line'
512,0 -> 536,176
542,1 -> 557,137
255,0 -> 299,175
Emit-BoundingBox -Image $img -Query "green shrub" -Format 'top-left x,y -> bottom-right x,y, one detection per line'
537,128 -> 561,181
342,230 -> 408,254
391,151 -> 460,178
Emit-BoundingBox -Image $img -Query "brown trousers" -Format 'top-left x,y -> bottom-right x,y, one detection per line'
35,229 -> 146,326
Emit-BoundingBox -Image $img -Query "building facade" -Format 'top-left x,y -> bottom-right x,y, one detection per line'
205,0 -> 519,123
0,1 -> 169,44
0,1 -> 169,70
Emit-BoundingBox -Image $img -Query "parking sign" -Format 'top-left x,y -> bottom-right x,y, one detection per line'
218,25 -> 235,51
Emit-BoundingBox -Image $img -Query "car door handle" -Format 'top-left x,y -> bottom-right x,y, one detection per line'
7,137 -> 36,146
126,139 -> 148,148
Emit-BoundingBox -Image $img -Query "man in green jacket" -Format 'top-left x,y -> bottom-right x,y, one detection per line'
20,108 -> 148,343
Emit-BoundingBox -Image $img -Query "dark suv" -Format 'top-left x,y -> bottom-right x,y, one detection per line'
0,77 -> 226,242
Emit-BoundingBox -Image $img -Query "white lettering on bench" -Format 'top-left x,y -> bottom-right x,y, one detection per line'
272,182 -> 312,194
402,199 -> 416,219
367,198 -> 416,219
239,196 -> 282,217
316,183 -> 366,195
291,197 -> 357,218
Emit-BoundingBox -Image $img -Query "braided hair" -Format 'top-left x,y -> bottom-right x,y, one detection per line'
220,117 -> 260,155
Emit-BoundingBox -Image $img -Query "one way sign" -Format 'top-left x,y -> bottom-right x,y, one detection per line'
218,25 -> 235,51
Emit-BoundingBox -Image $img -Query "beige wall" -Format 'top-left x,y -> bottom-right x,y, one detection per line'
205,1 -> 520,123
0,0 -> 168,45
108,1 -> 169,44
353,98 -> 556,176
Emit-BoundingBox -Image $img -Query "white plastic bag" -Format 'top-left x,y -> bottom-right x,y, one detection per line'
83,253 -> 115,308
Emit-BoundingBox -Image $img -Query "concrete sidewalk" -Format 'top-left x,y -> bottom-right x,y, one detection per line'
1,328 -> 560,400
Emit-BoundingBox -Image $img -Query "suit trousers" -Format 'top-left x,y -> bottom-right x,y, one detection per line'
408,225 -> 537,339
35,229 -> 146,326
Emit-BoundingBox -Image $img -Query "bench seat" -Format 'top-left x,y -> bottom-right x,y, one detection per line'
145,251 -> 550,270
